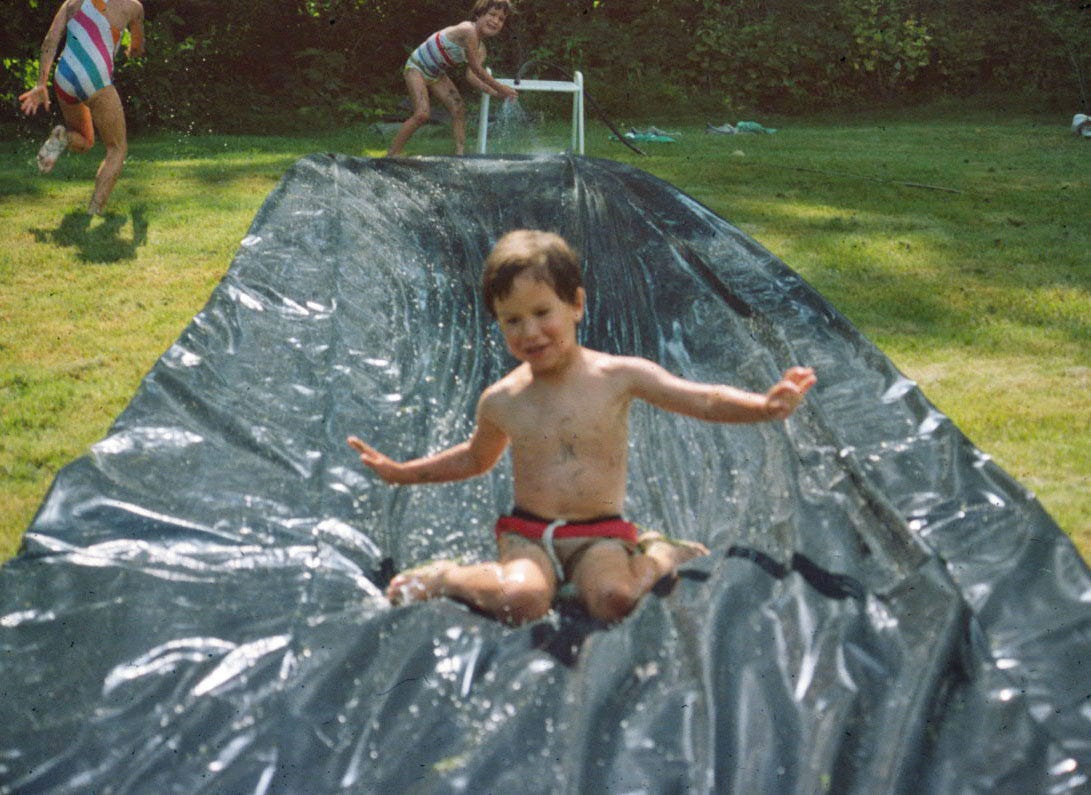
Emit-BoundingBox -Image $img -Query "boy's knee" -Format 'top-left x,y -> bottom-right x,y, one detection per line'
502,581 -> 552,624
584,581 -> 640,623
410,110 -> 431,128
68,137 -> 92,154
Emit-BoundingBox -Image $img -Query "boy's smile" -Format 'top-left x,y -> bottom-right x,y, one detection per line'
494,274 -> 584,376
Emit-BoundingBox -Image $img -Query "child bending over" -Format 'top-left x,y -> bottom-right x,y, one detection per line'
348,230 -> 816,624
387,0 -> 518,156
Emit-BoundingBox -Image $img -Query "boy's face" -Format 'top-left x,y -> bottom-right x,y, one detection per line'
494,273 -> 584,375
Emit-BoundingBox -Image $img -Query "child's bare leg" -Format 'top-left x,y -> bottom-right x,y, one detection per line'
85,87 -> 127,214
429,76 -> 466,155
637,532 -> 709,577
387,552 -> 555,624
572,536 -> 708,623
59,97 -> 94,152
387,560 -> 459,604
387,71 -> 431,156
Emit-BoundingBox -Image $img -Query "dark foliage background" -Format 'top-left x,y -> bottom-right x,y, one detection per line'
2,0 -> 1088,134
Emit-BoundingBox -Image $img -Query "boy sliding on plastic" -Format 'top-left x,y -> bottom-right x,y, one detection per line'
387,0 -> 518,156
348,230 -> 816,625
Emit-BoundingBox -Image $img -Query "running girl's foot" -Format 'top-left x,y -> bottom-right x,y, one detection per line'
386,560 -> 458,605
637,532 -> 709,569
87,196 -> 104,216
37,125 -> 68,173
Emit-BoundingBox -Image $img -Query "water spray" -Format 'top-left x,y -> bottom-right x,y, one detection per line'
514,60 -> 647,157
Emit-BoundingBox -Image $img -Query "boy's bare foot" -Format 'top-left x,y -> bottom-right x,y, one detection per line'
386,560 -> 458,605
637,532 -> 709,570
37,125 -> 68,173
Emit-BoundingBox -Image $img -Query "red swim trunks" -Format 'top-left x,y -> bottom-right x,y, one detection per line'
494,508 -> 639,544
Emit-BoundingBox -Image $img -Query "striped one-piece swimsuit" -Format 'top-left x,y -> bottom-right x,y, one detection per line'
405,31 -> 468,82
54,0 -> 122,103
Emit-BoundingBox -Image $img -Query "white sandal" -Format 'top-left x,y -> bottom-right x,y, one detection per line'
37,125 -> 68,174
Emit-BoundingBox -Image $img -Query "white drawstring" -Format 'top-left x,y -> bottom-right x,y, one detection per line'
541,519 -> 567,582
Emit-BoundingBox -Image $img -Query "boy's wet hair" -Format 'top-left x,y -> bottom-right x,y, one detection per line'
483,230 -> 582,317
470,0 -> 514,20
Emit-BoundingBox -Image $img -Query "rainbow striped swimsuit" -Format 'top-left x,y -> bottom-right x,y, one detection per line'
405,31 -> 468,82
54,0 -> 122,103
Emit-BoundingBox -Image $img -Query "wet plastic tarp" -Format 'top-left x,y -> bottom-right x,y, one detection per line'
2,155 -> 1090,793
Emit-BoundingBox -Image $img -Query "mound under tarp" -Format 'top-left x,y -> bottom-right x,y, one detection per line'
2,155 -> 1089,793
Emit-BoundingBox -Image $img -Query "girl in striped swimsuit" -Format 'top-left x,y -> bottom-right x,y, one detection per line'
387,0 -> 519,157
19,0 -> 144,215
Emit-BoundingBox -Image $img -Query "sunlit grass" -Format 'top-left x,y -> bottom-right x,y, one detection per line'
1,112 -> 1087,562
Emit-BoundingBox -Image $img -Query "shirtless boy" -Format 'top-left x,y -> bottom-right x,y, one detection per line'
348,230 -> 816,624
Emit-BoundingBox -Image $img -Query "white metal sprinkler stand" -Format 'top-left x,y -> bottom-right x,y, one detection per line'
477,71 -> 585,155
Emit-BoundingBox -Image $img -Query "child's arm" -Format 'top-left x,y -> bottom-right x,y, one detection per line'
19,0 -> 77,115
461,32 -> 517,99
127,2 -> 145,58
347,399 -> 509,485
464,66 -> 496,96
626,359 -> 816,423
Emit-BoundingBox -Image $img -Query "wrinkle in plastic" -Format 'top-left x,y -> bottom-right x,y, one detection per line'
1,155 -> 1089,794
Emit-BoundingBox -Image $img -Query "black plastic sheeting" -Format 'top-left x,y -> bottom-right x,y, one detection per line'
2,155 -> 1090,794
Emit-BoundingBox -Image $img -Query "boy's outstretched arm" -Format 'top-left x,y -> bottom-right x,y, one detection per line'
763,367 -> 817,420
347,408 -> 508,485
628,359 -> 816,423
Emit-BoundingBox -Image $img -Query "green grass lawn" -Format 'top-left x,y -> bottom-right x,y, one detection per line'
1,110 -> 1088,562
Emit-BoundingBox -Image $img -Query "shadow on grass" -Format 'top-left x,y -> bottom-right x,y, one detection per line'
31,205 -> 149,264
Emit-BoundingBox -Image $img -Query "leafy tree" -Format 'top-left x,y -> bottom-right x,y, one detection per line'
2,0 -> 1083,134
1031,0 -> 1091,111
840,0 -> 932,97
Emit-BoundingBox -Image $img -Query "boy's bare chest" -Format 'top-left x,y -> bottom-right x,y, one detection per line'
505,389 -> 627,454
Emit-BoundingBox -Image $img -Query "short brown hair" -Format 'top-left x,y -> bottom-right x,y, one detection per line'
470,0 -> 514,20
482,230 -> 582,317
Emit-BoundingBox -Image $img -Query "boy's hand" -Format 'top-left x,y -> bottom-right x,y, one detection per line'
347,436 -> 406,484
499,85 -> 518,101
764,367 -> 816,420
